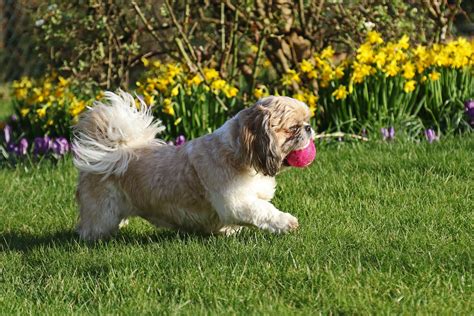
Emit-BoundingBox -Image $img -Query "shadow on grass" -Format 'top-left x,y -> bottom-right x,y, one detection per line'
0,229 -> 214,253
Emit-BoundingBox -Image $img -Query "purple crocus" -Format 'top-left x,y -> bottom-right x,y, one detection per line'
465,99 -> 474,126
174,135 -> 186,146
424,129 -> 439,143
33,136 -> 52,155
3,125 -> 13,144
6,142 -> 16,153
52,137 -> 70,155
16,138 -> 29,156
381,127 -> 395,141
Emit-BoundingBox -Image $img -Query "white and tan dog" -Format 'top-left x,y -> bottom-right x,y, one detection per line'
73,91 -> 313,240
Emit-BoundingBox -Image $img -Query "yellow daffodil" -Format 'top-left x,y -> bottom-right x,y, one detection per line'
320,46 -> 335,60
36,107 -> 47,118
320,64 -> 334,84
254,87 -> 267,99
404,80 -> 416,93
367,31 -> 384,45
313,56 -> 325,68
174,117 -> 182,126
374,51 -> 387,69
332,85 -> 348,100
223,85 -> 238,98
292,93 -> 305,102
144,94 -> 155,106
397,35 -> 410,50
307,69 -> 318,79
356,43 -> 375,64
141,57 -> 150,67
69,100 -> 86,117
163,98 -> 175,116
167,64 -> 182,78
428,71 -> 441,81
20,108 -> 30,117
156,78 -> 169,92
306,92 -> 318,106
188,74 -> 203,86
433,52 -> 450,67
211,79 -> 226,92
352,62 -> 372,83
203,68 -> 220,81
402,62 -> 415,79
171,86 -> 179,97
334,66 -> 345,79
12,76 -> 32,89
135,99 -> 142,109
14,87 -> 28,100
384,60 -> 399,77
300,59 -> 314,73
58,76 -> 69,87
281,69 -> 301,86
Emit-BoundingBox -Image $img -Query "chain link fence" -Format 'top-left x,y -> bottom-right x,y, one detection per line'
0,0 -> 44,84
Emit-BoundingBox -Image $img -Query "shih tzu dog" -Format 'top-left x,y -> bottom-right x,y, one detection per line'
73,91 -> 314,240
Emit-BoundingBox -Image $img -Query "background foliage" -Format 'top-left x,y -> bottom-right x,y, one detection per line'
0,0 -> 473,160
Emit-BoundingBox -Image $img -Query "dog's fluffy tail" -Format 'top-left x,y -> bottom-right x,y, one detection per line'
72,90 -> 165,177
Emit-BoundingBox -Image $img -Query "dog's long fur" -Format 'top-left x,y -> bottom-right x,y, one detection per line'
73,91 -> 313,240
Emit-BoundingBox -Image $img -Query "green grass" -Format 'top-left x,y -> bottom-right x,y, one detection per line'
0,99 -> 12,120
1,138 -> 473,314
0,84 -> 12,119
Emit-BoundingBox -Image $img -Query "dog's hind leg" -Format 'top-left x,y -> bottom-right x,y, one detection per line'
75,174 -> 129,241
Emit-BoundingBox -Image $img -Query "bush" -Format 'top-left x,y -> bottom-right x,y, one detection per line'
28,1 -> 464,91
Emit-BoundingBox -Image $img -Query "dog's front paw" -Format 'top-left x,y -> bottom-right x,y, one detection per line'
265,212 -> 299,234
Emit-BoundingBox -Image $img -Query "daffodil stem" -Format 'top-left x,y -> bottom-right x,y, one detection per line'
249,32 -> 266,98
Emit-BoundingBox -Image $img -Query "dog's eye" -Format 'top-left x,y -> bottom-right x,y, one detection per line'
289,125 -> 300,133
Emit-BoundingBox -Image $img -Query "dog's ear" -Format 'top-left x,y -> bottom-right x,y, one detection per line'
239,105 -> 282,176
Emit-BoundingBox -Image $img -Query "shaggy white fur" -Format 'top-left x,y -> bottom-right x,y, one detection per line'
73,91 -> 165,177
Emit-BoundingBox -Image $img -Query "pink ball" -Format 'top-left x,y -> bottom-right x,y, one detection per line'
285,141 -> 316,168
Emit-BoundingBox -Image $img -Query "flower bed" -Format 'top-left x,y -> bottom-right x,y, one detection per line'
1,32 -> 473,163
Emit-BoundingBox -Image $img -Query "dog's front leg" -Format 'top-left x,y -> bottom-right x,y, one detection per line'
211,195 -> 299,234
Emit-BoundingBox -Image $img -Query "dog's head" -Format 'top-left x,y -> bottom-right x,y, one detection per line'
238,96 -> 313,176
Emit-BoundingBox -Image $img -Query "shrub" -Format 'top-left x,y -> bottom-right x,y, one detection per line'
27,1 -> 465,91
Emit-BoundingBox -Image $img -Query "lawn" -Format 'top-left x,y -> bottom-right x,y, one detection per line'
0,137 -> 473,314
0,99 -> 12,120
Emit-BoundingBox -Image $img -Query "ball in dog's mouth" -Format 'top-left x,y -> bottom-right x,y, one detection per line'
284,141 -> 316,168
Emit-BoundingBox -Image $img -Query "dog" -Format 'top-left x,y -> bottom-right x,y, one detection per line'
73,91 -> 314,240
